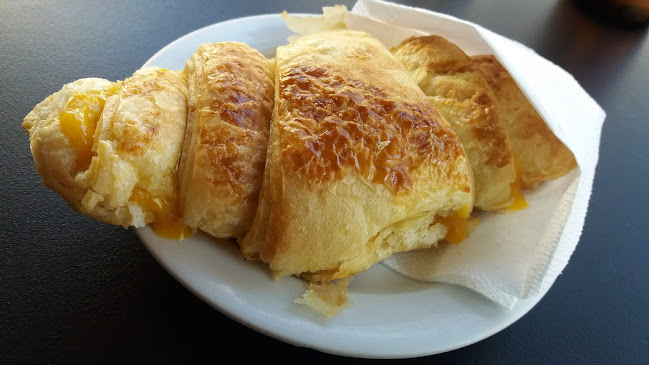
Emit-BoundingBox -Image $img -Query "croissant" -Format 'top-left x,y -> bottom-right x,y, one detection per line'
23,42 -> 275,240
178,42 -> 274,240
23,68 -> 190,235
392,35 -> 520,211
241,29 -> 474,281
392,35 -> 578,210
22,27 -> 576,316
466,55 -> 578,189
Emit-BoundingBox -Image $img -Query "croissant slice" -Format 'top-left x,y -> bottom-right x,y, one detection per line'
23,78 -> 119,213
242,30 -> 474,282
392,35 -> 519,211
467,55 -> 578,189
178,42 -> 274,240
23,67 -> 190,236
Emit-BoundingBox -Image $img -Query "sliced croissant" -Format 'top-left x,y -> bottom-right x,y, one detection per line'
241,30 -> 474,281
392,35 -> 519,211
178,42 -> 274,240
467,55 -> 577,189
23,67 -> 190,236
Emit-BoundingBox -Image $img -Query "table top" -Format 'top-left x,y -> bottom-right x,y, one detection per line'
2,0 -> 648,363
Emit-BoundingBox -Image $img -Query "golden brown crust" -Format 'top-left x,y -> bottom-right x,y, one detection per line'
278,64 -> 464,192
392,35 -> 517,211
242,30 -> 473,281
178,42 -> 274,239
394,35 -> 469,74
467,55 -> 578,188
426,73 -> 511,169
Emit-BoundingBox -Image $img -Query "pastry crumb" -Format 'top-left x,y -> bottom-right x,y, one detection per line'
295,278 -> 352,316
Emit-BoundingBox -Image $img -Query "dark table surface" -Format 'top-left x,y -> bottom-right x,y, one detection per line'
2,0 -> 648,363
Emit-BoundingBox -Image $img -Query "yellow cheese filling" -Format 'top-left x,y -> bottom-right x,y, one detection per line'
59,84 -> 121,171
437,205 -> 472,244
507,158 -> 529,212
129,188 -> 193,240
507,179 -> 529,212
59,93 -> 106,171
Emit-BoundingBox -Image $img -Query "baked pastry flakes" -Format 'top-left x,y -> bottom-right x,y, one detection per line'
241,30 -> 474,282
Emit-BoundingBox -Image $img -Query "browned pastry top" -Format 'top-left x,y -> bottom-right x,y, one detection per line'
277,34 -> 465,193
178,42 -> 274,239
198,43 -> 274,132
467,55 -> 577,189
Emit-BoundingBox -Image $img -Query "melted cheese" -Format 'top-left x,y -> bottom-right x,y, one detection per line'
59,85 -> 120,171
59,94 -> 105,171
507,158 -> 529,212
129,187 -> 193,240
437,205 -> 472,244
507,180 -> 529,212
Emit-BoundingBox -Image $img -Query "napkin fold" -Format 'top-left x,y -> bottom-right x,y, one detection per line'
344,0 -> 606,308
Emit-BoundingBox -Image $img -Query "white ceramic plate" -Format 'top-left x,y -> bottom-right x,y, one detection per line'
137,14 -> 546,359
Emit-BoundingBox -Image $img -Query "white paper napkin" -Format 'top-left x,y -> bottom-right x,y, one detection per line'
340,0 -> 606,308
